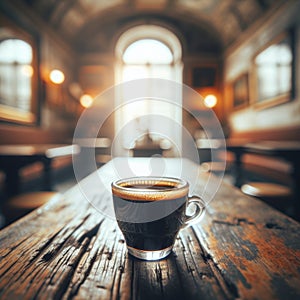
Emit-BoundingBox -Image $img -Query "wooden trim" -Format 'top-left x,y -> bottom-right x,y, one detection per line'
0,125 -> 72,145
229,124 -> 300,141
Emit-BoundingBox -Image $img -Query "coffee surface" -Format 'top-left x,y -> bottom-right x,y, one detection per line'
112,177 -> 188,201
124,184 -> 176,190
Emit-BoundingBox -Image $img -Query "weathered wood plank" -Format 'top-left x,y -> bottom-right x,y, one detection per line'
192,180 -> 300,300
0,158 -> 300,300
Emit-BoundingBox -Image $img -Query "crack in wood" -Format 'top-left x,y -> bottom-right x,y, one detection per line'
155,263 -> 163,283
109,247 -> 128,300
111,251 -> 131,299
173,231 -> 214,299
0,225 -> 68,293
39,218 -> 104,299
66,244 -> 99,299
155,263 -> 165,297
36,214 -> 93,266
206,256 -> 240,299
109,263 -> 118,300
20,216 -> 103,299
77,220 -> 103,243
52,238 -> 91,300
30,228 -> 65,264
171,249 -> 200,299
0,235 -> 35,281
54,220 -> 128,300
61,234 -> 102,299
265,222 -> 284,230
104,251 -> 113,260
0,236 -> 28,258
212,218 -> 255,226
192,227 -> 240,299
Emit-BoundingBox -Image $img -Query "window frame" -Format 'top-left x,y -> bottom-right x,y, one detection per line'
253,30 -> 295,110
0,21 -> 39,125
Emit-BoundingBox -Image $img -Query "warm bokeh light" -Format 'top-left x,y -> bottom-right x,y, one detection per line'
80,94 -> 94,108
204,94 -> 217,108
49,69 -> 65,84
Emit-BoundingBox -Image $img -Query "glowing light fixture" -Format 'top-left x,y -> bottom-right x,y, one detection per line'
204,94 -> 217,108
80,94 -> 94,108
49,69 -> 65,84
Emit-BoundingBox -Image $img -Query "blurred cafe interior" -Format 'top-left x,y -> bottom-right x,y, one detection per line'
0,0 -> 300,228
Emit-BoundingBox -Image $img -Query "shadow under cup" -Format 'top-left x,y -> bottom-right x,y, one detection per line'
111,177 -> 205,261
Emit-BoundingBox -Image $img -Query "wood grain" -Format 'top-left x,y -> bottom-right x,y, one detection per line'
0,158 -> 300,300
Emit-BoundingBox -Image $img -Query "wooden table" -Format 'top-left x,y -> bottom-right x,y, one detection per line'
0,144 -> 79,196
0,158 -> 300,300
226,139 -> 251,187
73,138 -> 112,178
131,144 -> 164,157
196,139 -> 224,163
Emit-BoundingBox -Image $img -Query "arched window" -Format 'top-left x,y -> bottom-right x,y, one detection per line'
115,25 -> 183,154
123,39 -> 173,64
0,37 -> 37,124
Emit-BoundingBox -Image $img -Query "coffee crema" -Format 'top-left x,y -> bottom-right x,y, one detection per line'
111,177 -> 189,201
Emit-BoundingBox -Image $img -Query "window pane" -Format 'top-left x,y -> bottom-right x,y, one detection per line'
0,39 -> 32,63
0,39 -> 33,113
123,39 -> 173,64
255,36 -> 292,102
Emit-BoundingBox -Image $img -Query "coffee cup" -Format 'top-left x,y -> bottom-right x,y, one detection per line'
111,176 -> 205,261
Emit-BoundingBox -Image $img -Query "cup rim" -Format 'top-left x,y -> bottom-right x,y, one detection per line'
111,176 -> 189,201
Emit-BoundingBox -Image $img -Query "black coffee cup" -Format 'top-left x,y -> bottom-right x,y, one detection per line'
111,176 -> 205,260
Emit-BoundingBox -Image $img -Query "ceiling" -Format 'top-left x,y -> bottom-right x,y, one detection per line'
16,0 -> 284,53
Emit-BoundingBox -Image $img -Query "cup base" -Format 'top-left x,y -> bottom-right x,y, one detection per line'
127,245 -> 173,261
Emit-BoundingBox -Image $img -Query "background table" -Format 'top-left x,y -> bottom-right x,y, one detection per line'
0,158 -> 300,300
225,139 -> 251,187
196,138 -> 224,163
0,144 -> 79,196
73,138 -> 111,178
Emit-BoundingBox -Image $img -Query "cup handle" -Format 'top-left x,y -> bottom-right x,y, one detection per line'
184,196 -> 206,227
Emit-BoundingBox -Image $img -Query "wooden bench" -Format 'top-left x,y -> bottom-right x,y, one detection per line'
227,124 -> 300,185
241,182 -> 293,215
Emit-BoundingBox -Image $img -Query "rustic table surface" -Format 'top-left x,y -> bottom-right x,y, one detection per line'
0,158 -> 300,300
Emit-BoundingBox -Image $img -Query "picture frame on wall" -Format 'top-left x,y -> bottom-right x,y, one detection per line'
232,73 -> 249,109
253,30 -> 294,109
